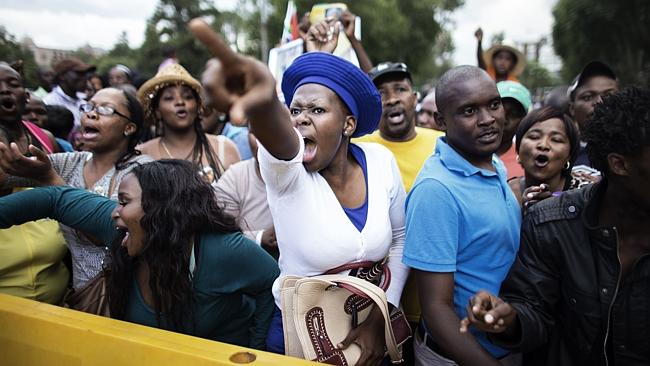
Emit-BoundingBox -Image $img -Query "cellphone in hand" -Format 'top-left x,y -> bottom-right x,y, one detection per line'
325,7 -> 343,20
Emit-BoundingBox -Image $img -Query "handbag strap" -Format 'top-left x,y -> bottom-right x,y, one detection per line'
324,261 -> 375,274
317,274 -> 402,362
324,259 -> 392,291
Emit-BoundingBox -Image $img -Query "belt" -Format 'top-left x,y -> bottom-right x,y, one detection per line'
416,324 -> 509,361
416,324 -> 453,360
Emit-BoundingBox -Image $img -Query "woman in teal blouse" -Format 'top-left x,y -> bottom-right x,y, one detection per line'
0,159 -> 279,349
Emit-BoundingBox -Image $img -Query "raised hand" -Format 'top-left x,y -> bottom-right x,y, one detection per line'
189,18 -> 296,160
475,27 -> 483,42
340,11 -> 357,40
460,290 -> 516,334
305,18 -> 340,53
188,19 -> 279,126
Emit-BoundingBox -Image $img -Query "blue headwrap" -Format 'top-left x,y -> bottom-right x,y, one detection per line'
281,52 -> 381,138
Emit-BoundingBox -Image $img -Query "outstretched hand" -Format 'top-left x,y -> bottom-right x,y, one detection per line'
460,290 -> 516,334
305,18 -> 340,53
188,19 -> 278,126
522,183 -> 553,211
0,142 -> 62,185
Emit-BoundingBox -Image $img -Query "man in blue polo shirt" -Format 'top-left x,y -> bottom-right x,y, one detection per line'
403,65 -> 521,366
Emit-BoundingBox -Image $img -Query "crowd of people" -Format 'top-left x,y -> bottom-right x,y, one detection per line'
0,11 -> 649,366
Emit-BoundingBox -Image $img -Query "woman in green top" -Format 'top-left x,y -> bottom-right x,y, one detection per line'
0,159 -> 279,349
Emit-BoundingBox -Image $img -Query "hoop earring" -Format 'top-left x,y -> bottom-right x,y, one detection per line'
565,161 -> 571,170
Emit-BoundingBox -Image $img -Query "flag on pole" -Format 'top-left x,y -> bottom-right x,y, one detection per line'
281,0 -> 299,44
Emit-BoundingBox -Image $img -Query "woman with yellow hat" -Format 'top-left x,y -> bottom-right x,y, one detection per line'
474,28 -> 526,83
136,64 -> 240,183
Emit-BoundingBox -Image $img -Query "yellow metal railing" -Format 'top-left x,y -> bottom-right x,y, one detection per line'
0,293 -> 316,366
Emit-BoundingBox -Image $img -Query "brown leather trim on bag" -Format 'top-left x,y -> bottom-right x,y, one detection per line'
390,311 -> 411,347
63,270 -> 110,317
306,307 -> 347,365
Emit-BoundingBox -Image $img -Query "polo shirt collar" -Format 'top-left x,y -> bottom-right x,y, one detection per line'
436,137 -> 499,177
54,85 -> 79,103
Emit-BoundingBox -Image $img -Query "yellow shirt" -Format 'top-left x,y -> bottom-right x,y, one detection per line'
0,189 -> 69,305
355,127 -> 444,192
355,127 -> 444,322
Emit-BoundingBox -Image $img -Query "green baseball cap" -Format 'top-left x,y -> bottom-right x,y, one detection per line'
497,81 -> 532,112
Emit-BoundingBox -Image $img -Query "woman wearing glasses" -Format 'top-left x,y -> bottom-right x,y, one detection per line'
0,87 -> 152,306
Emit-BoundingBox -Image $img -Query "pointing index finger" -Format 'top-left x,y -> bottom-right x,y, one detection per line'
188,18 -> 238,67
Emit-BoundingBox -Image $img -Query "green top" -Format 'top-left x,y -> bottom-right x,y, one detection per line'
0,186 -> 279,349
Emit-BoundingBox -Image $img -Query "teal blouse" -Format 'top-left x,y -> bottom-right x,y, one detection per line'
0,186 -> 279,349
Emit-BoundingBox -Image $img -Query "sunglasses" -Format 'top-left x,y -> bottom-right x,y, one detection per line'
80,103 -> 132,122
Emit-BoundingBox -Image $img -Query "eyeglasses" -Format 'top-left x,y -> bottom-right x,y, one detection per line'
80,103 -> 132,122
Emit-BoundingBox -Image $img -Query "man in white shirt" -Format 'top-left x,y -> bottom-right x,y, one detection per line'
43,58 -> 96,130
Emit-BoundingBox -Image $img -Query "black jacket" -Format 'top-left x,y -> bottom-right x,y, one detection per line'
491,182 -> 650,366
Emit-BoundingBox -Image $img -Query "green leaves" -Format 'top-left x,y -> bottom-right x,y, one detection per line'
552,0 -> 650,85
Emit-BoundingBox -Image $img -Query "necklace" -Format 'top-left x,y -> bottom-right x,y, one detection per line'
160,139 -> 192,159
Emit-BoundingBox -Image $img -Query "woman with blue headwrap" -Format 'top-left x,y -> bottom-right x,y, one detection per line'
190,20 -> 409,365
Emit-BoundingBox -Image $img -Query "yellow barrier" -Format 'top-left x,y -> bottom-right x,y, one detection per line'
0,294 -> 317,366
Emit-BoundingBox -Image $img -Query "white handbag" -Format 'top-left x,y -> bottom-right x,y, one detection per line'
280,274 -> 410,365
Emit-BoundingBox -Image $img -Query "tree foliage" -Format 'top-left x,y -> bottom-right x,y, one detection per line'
0,26 -> 39,88
519,60 -> 561,97
138,0 -> 223,77
95,32 -> 138,76
240,0 -> 463,86
552,0 -> 650,85
10,0 -> 464,89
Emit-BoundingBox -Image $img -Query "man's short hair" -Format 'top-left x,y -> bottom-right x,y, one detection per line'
583,87 -> 650,175
45,105 -> 74,139
435,65 -> 490,114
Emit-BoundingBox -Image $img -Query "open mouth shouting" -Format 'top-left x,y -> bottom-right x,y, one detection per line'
175,108 -> 188,119
116,225 -> 129,248
384,107 -> 406,126
81,124 -> 100,141
0,96 -> 17,114
534,154 -> 550,168
302,136 -> 317,164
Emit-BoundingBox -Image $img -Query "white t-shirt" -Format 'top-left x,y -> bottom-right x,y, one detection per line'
258,128 -> 409,307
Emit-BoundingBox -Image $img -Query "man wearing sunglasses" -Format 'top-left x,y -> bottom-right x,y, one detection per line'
44,58 -> 96,130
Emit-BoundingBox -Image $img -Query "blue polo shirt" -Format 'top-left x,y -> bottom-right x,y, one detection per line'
403,137 -> 521,358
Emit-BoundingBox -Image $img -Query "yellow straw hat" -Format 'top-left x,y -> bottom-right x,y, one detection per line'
137,63 -> 203,120
483,40 -> 526,77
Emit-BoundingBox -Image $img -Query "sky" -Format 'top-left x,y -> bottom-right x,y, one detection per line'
0,0 -> 559,70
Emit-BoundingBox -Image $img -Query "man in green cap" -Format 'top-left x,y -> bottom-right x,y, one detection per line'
496,81 -> 532,178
